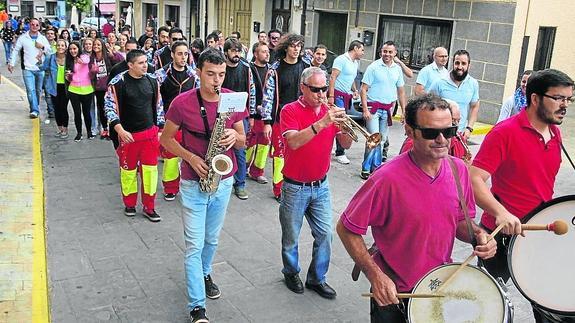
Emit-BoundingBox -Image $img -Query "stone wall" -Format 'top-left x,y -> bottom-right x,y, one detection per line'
305,0 -> 517,124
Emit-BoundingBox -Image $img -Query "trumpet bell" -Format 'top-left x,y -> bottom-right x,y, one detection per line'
211,154 -> 233,176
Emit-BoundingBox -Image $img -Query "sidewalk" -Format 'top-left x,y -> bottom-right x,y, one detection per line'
0,76 -> 49,322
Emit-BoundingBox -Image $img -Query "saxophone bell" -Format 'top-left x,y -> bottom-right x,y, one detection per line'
211,154 -> 233,176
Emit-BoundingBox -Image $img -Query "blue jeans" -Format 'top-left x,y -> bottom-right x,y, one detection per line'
279,179 -> 333,284
89,98 -> 99,134
334,96 -> 347,156
43,74 -> 54,115
233,118 -> 249,189
362,109 -> 389,173
22,69 -> 44,114
3,41 -> 12,63
180,177 -> 233,310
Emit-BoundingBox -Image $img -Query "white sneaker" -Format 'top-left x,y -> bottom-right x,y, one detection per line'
335,155 -> 350,165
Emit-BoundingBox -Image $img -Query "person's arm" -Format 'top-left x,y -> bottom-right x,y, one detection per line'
160,120 -> 209,178
393,56 -> 413,78
496,96 -> 513,124
360,82 -> 371,120
336,221 -> 399,306
414,83 -> 426,96
283,105 -> 347,150
327,68 -> 341,105
464,100 -> 480,140
470,165 -> 522,235
397,86 -> 407,120
455,221 -> 497,259
8,35 -> 23,70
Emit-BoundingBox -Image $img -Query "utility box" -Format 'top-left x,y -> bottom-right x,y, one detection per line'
363,30 -> 374,47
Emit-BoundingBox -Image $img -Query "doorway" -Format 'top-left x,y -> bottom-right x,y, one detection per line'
318,12 -> 348,55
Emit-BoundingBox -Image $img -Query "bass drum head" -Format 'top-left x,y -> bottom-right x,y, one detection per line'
408,264 -> 507,323
508,195 -> 575,316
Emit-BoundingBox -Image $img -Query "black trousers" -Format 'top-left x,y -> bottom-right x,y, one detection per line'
68,92 -> 94,135
95,90 -> 107,131
370,296 -> 408,323
52,84 -> 69,127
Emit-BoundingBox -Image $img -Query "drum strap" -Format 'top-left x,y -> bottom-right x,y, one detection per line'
561,143 -> 575,172
447,157 -> 477,249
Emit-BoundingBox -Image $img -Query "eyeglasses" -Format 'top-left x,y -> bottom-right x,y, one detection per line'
303,84 -> 328,93
172,37 -> 184,41
270,36 -> 280,40
413,125 -> 458,140
542,94 -> 574,104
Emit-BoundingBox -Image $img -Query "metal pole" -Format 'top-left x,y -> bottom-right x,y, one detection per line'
97,0 -> 101,34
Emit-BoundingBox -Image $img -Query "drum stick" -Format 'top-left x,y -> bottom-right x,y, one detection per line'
522,220 -> 568,235
436,222 -> 505,293
361,293 -> 444,299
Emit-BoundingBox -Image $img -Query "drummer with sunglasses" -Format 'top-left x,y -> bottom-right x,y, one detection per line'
470,69 -> 573,323
337,94 -> 496,323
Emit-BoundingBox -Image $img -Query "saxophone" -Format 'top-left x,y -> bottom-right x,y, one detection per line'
199,86 -> 234,193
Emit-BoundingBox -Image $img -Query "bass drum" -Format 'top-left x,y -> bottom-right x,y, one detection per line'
408,263 -> 512,323
508,195 -> 575,322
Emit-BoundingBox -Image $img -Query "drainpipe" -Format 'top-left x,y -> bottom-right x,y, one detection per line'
300,0 -> 307,36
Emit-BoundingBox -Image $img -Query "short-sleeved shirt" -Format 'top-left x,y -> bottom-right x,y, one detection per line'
361,59 -> 404,104
165,88 -> 246,181
416,61 -> 449,92
280,98 -> 339,182
472,110 -> 562,230
428,74 -> 479,132
340,153 -> 474,292
332,52 -> 359,94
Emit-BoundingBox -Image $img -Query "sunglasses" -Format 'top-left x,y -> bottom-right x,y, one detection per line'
413,125 -> 458,140
172,37 -> 184,41
270,36 -> 280,40
304,84 -> 328,93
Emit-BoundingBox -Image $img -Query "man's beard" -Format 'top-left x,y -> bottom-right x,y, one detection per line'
227,56 -> 240,64
451,69 -> 468,82
536,102 -> 566,125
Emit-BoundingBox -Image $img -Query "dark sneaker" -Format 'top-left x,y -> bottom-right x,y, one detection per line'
87,132 -> 95,140
233,187 -> 249,200
48,112 -> 55,119
124,207 -> 136,217
284,273 -> 304,294
189,306 -> 209,323
360,171 -> 370,180
143,210 -> 161,222
74,134 -> 83,142
204,275 -> 221,299
164,193 -> 177,201
305,281 -> 337,299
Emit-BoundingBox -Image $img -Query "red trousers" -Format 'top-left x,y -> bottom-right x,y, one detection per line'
270,122 -> 284,198
160,130 -> 182,194
246,120 -> 271,178
116,127 -> 160,212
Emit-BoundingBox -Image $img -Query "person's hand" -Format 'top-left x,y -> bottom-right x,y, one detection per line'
248,117 -> 254,130
362,108 -> 372,121
218,128 -> 238,149
7,64 -> 13,73
366,268 -> 399,306
185,153 -> 209,179
495,211 -> 523,236
36,52 -> 43,61
118,129 -> 134,143
473,230 -> 497,260
263,124 -> 272,140
327,97 -> 335,105
319,104 -> 347,128
352,90 -> 359,100
35,41 -> 44,49
393,56 -> 401,64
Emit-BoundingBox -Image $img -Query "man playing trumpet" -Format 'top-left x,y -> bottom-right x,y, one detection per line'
160,48 -> 246,323
279,67 -> 353,299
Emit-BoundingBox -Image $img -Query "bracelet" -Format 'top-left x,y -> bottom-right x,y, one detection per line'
466,126 -> 474,133
310,123 -> 318,135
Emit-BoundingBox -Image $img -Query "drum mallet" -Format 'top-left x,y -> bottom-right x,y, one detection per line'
435,222 -> 506,293
522,220 -> 568,235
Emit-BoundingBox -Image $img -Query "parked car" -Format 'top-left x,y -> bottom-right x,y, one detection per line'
80,17 -> 109,30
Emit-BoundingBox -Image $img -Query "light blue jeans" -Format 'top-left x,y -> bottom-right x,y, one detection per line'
22,69 -> 44,114
279,179 -> 333,284
3,41 -> 12,63
180,177 -> 233,310
362,109 -> 389,173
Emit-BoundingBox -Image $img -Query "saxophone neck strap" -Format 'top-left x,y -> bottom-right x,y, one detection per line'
196,88 -> 212,138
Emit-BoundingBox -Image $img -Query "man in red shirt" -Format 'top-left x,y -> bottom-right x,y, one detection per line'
279,66 -> 353,299
470,69 -> 573,323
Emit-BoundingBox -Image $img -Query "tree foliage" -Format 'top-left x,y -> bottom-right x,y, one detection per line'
66,0 -> 92,14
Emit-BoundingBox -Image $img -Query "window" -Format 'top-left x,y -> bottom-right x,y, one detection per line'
533,27 -> 556,71
377,16 -> 452,69
46,2 -> 57,16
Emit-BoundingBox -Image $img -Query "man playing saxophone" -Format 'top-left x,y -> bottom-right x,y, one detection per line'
159,48 -> 246,323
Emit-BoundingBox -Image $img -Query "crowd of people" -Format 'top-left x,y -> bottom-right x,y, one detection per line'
3,17 -> 574,323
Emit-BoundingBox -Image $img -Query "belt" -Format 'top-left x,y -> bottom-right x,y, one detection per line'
283,176 -> 326,187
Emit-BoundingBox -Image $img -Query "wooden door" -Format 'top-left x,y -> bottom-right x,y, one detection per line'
216,0 -> 252,47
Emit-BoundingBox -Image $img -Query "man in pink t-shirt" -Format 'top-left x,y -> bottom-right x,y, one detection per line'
279,67 -> 353,300
159,48 -> 246,323
337,94 -> 496,323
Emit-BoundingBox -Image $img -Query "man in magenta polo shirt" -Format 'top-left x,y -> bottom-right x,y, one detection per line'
279,67 -> 353,299
337,94 -> 496,322
160,48 -> 246,323
470,69 -> 573,323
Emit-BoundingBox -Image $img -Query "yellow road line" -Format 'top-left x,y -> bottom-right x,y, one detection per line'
2,75 -> 50,322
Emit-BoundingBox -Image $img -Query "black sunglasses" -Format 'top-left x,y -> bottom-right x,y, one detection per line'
413,125 -> 458,140
304,84 -> 328,93
172,37 -> 184,41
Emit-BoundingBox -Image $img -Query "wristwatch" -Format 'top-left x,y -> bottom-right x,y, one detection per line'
466,126 -> 474,133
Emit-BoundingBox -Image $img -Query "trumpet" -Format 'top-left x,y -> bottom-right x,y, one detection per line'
324,100 -> 382,149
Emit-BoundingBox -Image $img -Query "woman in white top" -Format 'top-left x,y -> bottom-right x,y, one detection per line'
497,70 -> 532,123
